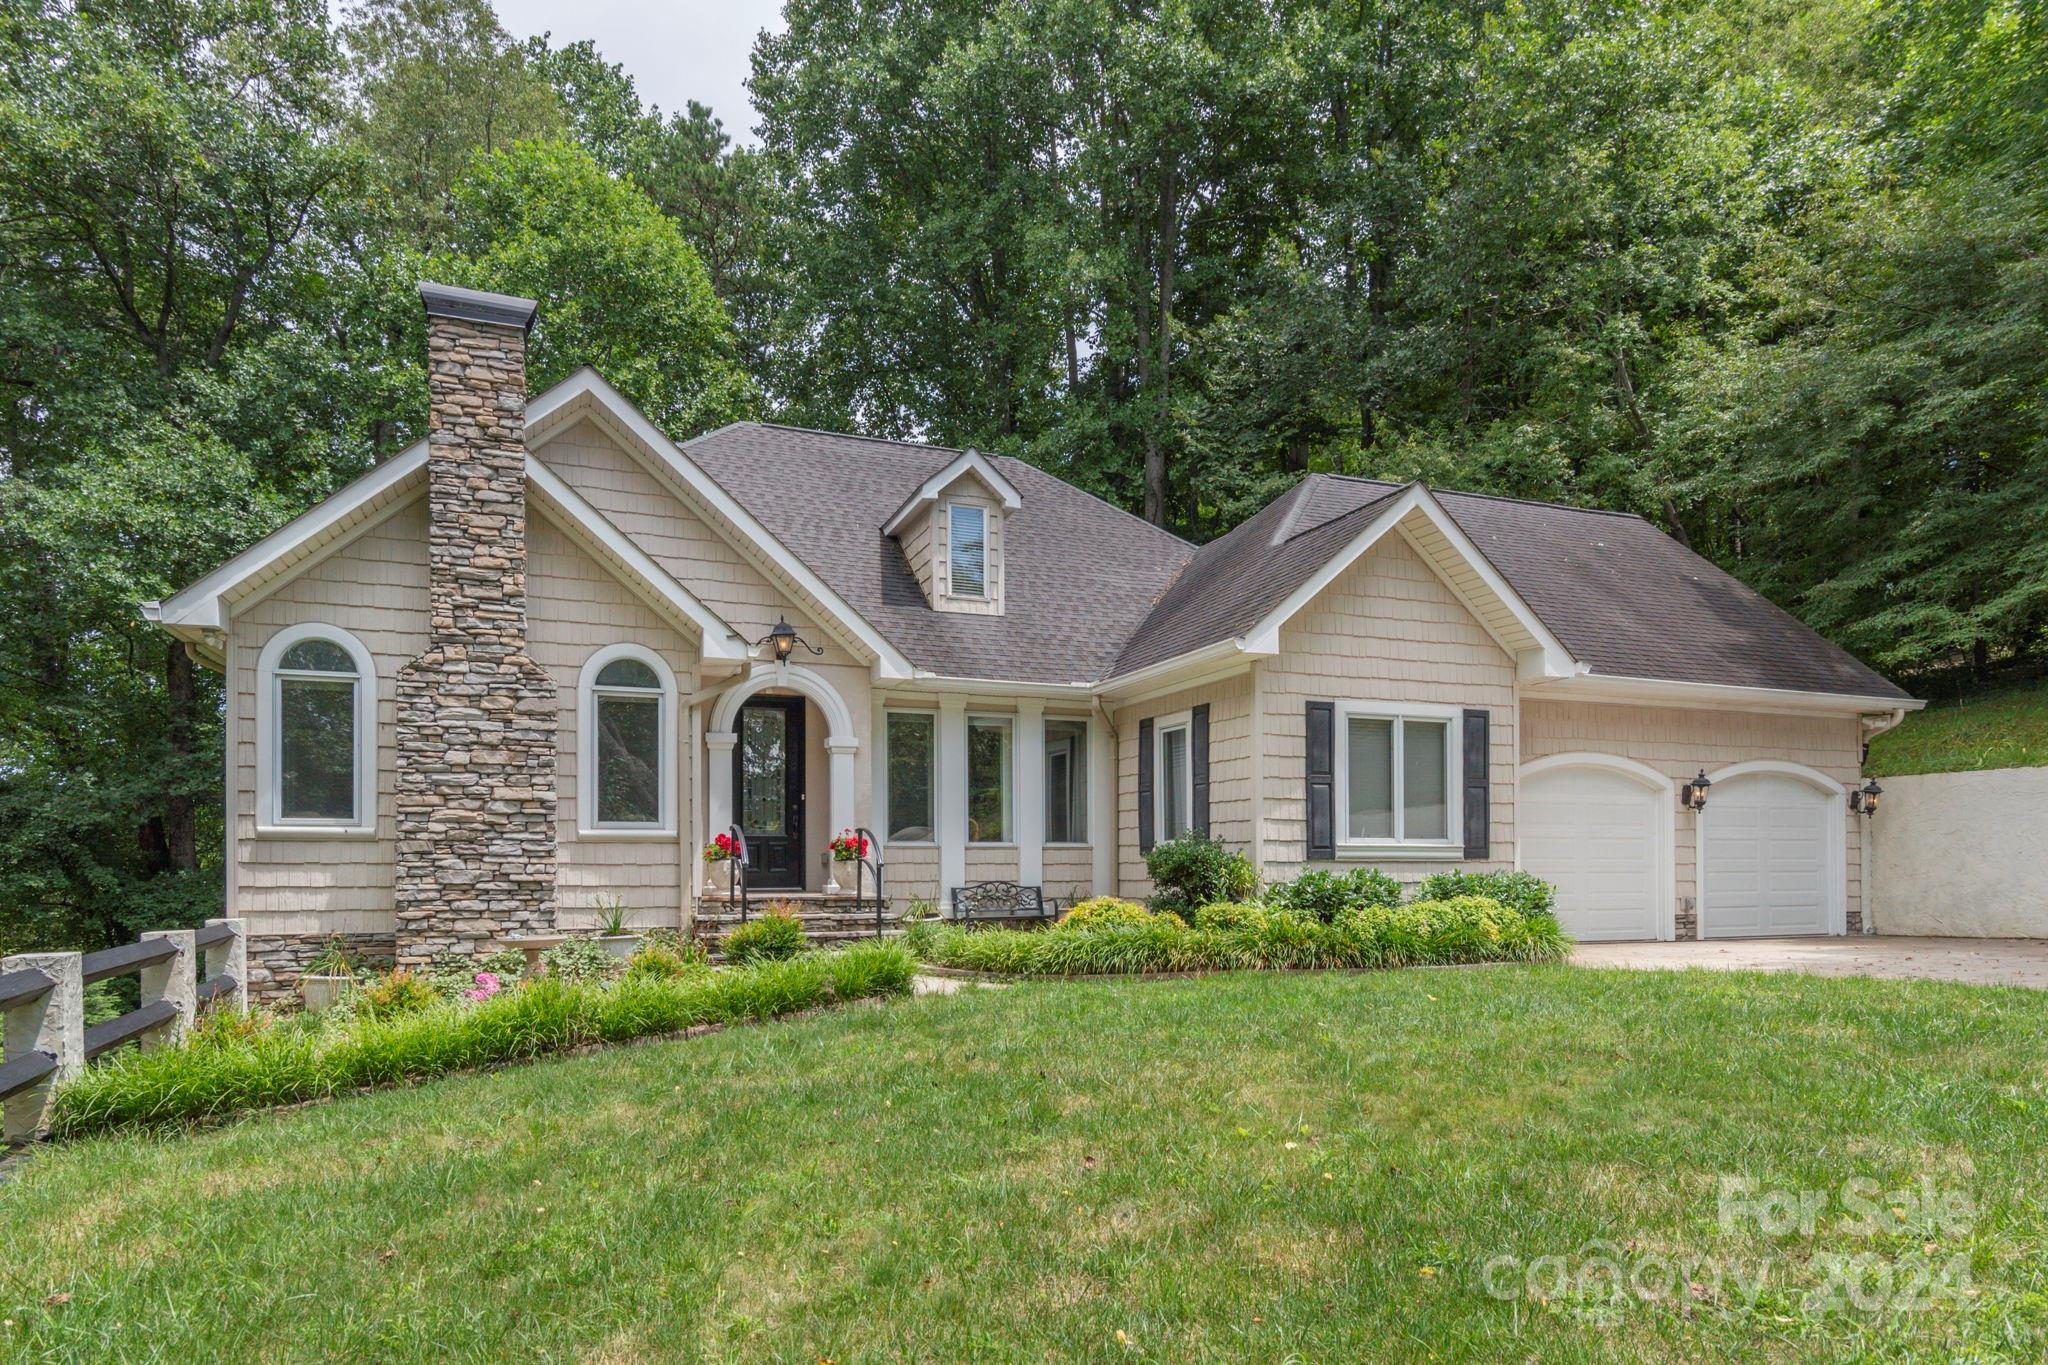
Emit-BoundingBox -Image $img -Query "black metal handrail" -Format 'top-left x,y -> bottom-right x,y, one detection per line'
850,827 -> 886,937
725,825 -> 751,925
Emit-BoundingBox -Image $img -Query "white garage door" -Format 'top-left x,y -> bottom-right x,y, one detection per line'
1701,773 -> 1835,938
1521,765 -> 1664,941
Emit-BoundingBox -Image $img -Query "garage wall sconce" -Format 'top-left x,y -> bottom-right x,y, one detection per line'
1849,778 -> 1883,816
1680,769 -> 1712,812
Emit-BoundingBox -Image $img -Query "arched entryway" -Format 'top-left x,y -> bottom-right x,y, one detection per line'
705,664 -> 859,892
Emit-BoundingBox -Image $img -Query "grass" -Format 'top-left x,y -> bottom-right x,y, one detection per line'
1866,678 -> 2048,776
4,967 -> 2048,1360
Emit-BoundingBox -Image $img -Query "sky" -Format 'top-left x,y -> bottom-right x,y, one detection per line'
337,0 -> 788,146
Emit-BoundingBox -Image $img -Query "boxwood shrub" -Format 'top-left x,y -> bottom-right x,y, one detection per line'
1143,834 -> 1258,911
919,895 -> 1567,977
1413,870 -> 1557,919
1266,868 -> 1403,922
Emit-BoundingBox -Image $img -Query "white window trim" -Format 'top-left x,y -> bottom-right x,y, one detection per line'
1333,700 -> 1462,859
1043,716 -> 1092,848
946,500 -> 989,600
881,707 -> 939,847
1152,709 -> 1194,843
965,712 -> 1013,845
255,622 -> 377,837
577,643 -> 678,839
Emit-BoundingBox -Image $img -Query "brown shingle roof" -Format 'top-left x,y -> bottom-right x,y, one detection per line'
683,427 -> 1906,700
684,423 -> 1195,684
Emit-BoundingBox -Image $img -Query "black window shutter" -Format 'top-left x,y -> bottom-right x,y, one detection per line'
1137,717 -> 1155,853
1462,708 -> 1491,860
1305,701 -> 1335,860
1190,704 -> 1211,836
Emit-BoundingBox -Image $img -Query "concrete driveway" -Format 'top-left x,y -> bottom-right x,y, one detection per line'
1571,936 -> 2048,989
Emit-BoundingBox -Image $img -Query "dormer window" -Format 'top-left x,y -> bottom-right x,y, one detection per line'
948,503 -> 987,598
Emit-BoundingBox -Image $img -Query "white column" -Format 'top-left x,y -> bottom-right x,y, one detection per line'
1016,700 -> 1045,888
871,694 -> 890,856
937,698 -> 968,901
1089,707 -> 1117,896
705,729 -> 737,846
824,737 -> 859,893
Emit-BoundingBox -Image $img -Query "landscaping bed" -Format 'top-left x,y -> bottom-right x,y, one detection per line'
909,851 -> 1571,977
51,938 -> 915,1138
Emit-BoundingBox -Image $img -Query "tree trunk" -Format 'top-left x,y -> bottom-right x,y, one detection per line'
165,640 -> 198,874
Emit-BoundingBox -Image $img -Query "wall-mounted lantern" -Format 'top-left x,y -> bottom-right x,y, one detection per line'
1849,778 -> 1883,816
1680,769 -> 1712,812
752,615 -> 824,665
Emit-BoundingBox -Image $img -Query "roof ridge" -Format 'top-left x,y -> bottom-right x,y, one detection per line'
1279,476 -> 1406,544
742,419 -> 969,459
991,455 -> 1198,552
1309,470 -> 1650,522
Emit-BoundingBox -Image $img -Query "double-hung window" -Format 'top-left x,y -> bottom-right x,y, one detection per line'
948,502 -> 987,598
1153,711 -> 1193,842
1336,704 -> 1457,850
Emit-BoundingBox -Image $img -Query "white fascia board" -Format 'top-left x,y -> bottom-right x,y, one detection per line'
1236,484 -> 1578,679
1090,639 -> 1252,704
152,442 -> 429,630
524,456 -> 748,662
880,450 -> 1024,537
527,369 -> 916,680
890,673 -> 1096,700
1522,671 -> 1926,717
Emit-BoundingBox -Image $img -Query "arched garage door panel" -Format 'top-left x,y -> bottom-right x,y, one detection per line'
1521,765 -> 1664,942
1701,772 -> 1835,938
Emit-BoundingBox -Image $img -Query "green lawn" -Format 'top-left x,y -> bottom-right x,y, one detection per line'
4,968 -> 2048,1361
1866,679 -> 2048,777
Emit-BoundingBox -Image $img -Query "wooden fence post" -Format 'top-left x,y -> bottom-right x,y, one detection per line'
203,918 -> 248,1013
2,952 -> 83,1145
139,930 -> 196,1050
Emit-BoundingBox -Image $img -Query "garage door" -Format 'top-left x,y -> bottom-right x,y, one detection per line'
1700,772 -> 1835,938
1521,764 -> 1664,941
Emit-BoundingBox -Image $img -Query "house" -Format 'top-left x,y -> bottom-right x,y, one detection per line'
145,284 -> 1922,996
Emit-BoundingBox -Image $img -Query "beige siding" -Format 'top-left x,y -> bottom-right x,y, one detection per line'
1043,845 -> 1094,907
1521,699 -> 1867,929
965,846 -> 1022,882
231,500 -> 430,935
1259,534 -> 1519,889
1113,670 -> 1255,898
931,481 -> 1005,616
526,510 -> 697,932
903,511 -> 935,605
882,844 -> 939,912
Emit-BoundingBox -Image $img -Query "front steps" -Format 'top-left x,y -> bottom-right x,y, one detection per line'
693,891 -> 901,947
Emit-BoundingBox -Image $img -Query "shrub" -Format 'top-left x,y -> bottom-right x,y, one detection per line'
1191,900 -> 1268,931
541,937 -> 625,986
625,941 -> 708,981
721,910 -> 808,964
1267,868 -> 1403,922
1060,896 -> 1155,929
51,944 -> 919,1138
1414,870 -> 1556,919
1144,834 -> 1258,909
358,970 -> 438,1020
916,894 -> 1570,976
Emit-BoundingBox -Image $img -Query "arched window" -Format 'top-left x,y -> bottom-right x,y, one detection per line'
256,624 -> 376,833
578,644 -> 677,835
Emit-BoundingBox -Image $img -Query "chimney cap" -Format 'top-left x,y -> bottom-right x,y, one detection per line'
418,281 -> 539,333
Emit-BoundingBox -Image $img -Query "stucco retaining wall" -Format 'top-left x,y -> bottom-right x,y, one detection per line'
1871,768 -> 2048,937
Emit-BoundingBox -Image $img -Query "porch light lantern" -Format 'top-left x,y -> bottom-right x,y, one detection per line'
753,615 -> 824,664
1680,769 -> 1712,812
1849,777 -> 1883,816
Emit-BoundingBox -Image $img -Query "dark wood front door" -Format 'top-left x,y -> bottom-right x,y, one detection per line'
735,696 -> 805,890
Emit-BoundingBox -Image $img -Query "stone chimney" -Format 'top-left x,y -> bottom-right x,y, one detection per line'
393,283 -> 559,967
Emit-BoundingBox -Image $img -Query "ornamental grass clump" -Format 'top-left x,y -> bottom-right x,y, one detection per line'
720,908 -> 808,963
51,942 -> 917,1139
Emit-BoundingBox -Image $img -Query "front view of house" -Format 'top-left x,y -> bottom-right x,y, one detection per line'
145,285 -> 1920,996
